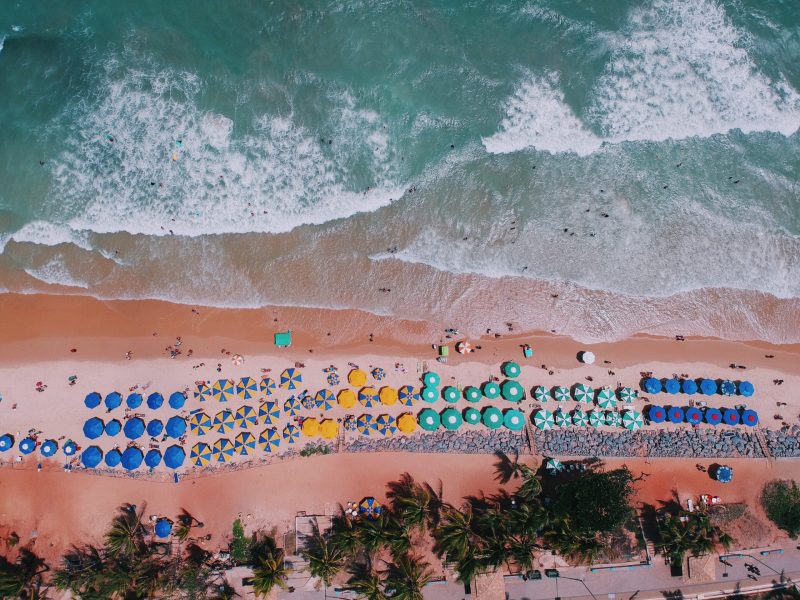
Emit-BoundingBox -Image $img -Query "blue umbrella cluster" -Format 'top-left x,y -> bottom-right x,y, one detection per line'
643,378 -> 754,397
647,405 -> 758,427
84,391 -> 189,410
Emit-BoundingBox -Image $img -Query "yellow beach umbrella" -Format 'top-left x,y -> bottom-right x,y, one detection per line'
348,369 -> 367,387
338,389 -> 356,409
320,419 -> 339,439
301,418 -> 320,437
397,413 -> 417,434
379,386 -> 398,406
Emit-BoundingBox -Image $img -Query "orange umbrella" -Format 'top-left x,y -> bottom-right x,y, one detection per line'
301,418 -> 320,437
397,413 -> 417,434
379,386 -> 398,406
320,419 -> 339,439
338,389 -> 356,409
348,369 -> 367,387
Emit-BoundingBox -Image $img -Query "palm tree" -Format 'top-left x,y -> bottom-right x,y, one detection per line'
656,510 -> 733,566
52,545 -> 106,596
493,451 -> 525,484
345,560 -> 386,600
251,543 -> 288,598
0,548 -> 48,599
329,510 -> 364,558
386,473 -> 443,533
358,514 -> 410,558
432,505 -> 473,564
515,465 -> 542,501
105,504 -> 147,558
544,517 -> 603,564
382,554 -> 433,600
301,521 -> 345,588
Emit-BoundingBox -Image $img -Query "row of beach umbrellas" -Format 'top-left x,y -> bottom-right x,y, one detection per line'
643,378 -> 754,397
85,391 -> 186,411
647,405 -> 758,427
83,416 -> 187,440
533,408 -> 644,430
0,435 -> 77,457
533,384 -> 636,406
80,444 -> 186,470
191,429 -> 281,465
194,370 -> 303,402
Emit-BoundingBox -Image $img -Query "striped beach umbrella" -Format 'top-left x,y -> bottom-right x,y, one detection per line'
166,416 -> 186,438
682,379 -> 698,395
234,405 -> 258,429
299,391 -> 314,410
302,418 -> 320,437
622,410 -> 644,431
126,393 -> 143,409
573,383 -> 594,404
63,440 -> 77,456
0,434 -> 13,452
164,445 -> 185,469
482,406 -> 503,429
503,409 -> 524,431
685,407 -> 703,425
423,372 -> 440,387
327,372 -> 340,386
482,381 -> 501,399
234,431 -> 256,455
399,386 -> 419,406
337,389 -> 357,409
315,389 -> 336,410
664,378 -> 681,395
348,369 -> 367,387
104,419 -> 122,437
545,458 -> 564,474
533,409 -> 555,430
597,387 -> 617,409
605,411 -> 622,428
463,386 -> 482,403
501,380 -> 524,402
700,379 -> 717,395
553,386 -> 571,402
84,392 -> 101,409
189,411 -> 212,435
105,392 -> 122,411
260,377 -> 277,395
258,401 -> 280,425
554,408 -> 572,427
212,439 -> 235,462
376,414 -> 398,436
502,361 -> 521,378
705,407 -> 722,425
379,387 -> 398,406
723,408 -> 740,426
357,414 -> 378,435
147,393 -> 164,409
617,387 -> 637,403
283,396 -> 301,416
418,409 -> 440,431
371,367 -> 386,381
588,410 -> 606,428
442,386 -> 460,404
121,447 -> 143,471
145,449 -> 162,468
191,442 -> 212,466
83,417 -> 104,440
644,378 -> 662,395
258,428 -> 281,452
720,380 -> 736,396
464,407 -> 481,425
320,419 -> 339,439
193,383 -> 209,402
421,387 -> 438,403
667,407 -> 684,424
359,387 -> 379,408
738,381 -> 754,397
81,446 -> 103,468
105,449 -> 121,468
741,409 -> 758,427
214,409 -> 235,433
572,408 -> 589,427
441,408 -> 463,431
533,386 -> 551,403
40,439 -> 57,457
280,368 -> 302,390
168,392 -> 186,409
123,417 -> 145,440
398,413 -> 417,433
212,379 -> 236,402
359,497 -> 382,520
343,416 -> 356,431
648,405 -> 666,424
236,377 -> 259,400
146,419 -> 163,437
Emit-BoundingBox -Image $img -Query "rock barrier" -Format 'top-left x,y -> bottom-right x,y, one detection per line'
344,430 -> 526,455
765,426 -> 800,457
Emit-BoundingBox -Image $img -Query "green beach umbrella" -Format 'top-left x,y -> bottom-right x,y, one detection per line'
482,406 -> 503,429
545,458 -> 564,474
419,408 -> 441,431
501,380 -> 524,402
483,381 -> 501,399
618,387 -> 637,403
533,409 -> 555,430
503,409 -> 525,431
622,410 -> 644,431
464,407 -> 481,425
597,387 -> 617,409
554,408 -> 572,427
464,386 -> 482,403
443,386 -> 460,404
554,386 -> 571,402
421,387 -> 438,403
605,411 -> 622,428
423,372 -> 440,387
588,410 -> 606,428
502,361 -> 521,378
572,408 -> 588,427
533,385 -> 551,402
441,408 -> 463,430
573,383 -> 594,404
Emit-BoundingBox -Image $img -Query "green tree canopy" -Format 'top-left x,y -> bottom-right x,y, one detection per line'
550,468 -> 634,534
761,480 -> 800,538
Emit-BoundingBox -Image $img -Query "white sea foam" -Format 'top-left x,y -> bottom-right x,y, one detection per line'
23,257 -> 89,289
9,220 -> 93,251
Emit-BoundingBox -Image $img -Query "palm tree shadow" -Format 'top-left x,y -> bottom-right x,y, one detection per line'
661,590 -> 684,599
493,450 -> 520,484
657,489 -> 683,516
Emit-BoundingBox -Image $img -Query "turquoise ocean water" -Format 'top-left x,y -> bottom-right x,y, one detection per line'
0,1 -> 798,342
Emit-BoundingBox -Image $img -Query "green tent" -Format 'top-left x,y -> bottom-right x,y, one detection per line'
418,409 -> 440,431
572,408 -> 588,427
464,386 -> 482,403
503,409 -> 525,431
554,408 -> 572,427
502,361 -> 521,378
597,387 -> 617,409
553,386 -> 571,402
573,383 -> 594,404
588,410 -> 606,428
482,406 -> 503,429
423,372 -> 440,387
274,331 -> 292,348
482,381 -> 501,399
605,411 -> 622,427
618,387 -> 637,403
501,380 -> 524,402
421,387 -> 438,403
533,409 -> 554,430
622,410 -> 643,431
533,385 -> 551,402
464,407 -> 481,425
442,386 -> 460,403
441,408 -> 463,430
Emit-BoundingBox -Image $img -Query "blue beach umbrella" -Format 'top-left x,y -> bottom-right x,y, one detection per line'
147,420 -> 164,437
421,387 -> 438,403
0,434 -> 13,451
644,378 -> 662,394
283,424 -> 300,443
738,381 -> 754,397
105,449 -> 122,467
234,405 -> 258,428
145,449 -> 162,468
214,410 -> 235,433
685,407 -> 703,425
259,377 -> 277,395
63,440 -> 77,456
40,439 -> 58,457
258,428 -> 280,453
164,445 -> 186,469
189,411 -> 212,435
126,393 -> 143,408
104,419 -> 122,437
705,407 -> 722,425
165,416 -> 186,438
83,417 -> 104,440
236,377 -> 259,400
121,447 -> 144,471
169,392 -> 186,409
667,407 -> 684,424
234,432 -> 257,455
194,382 -> 210,402
648,406 -> 666,424
358,387 -> 379,408
280,368 -> 302,390
283,397 -> 301,416
258,401 -> 280,425
124,417 -> 145,440
715,465 -> 733,483
357,414 -> 379,435
482,381 -> 501,399
19,438 -> 36,454
147,393 -> 164,410
315,389 -> 336,410
722,409 -> 740,426
664,379 -> 680,395
399,385 -> 420,406
741,409 -> 758,427
359,497 -> 382,520
700,379 -> 717,395
81,446 -> 103,468
211,379 -> 236,402
84,392 -> 101,409
105,392 -> 122,410
720,380 -> 736,396
681,379 -> 698,395
155,518 -> 172,538
191,442 -> 212,466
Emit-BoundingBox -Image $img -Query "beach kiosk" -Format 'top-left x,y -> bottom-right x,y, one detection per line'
274,331 -> 292,348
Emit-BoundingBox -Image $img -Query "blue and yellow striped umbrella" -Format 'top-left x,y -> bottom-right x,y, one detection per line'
190,442 -> 212,466
236,377 -> 259,400
399,385 -> 419,406
234,431 -> 256,455
300,392 -> 315,410
212,438 -> 235,462
315,389 -> 336,410
258,428 -> 281,452
283,397 -> 301,416
260,377 -> 276,395
358,387 -> 379,408
211,379 -> 236,402
371,367 -> 386,381
189,411 -> 212,435
258,401 -> 280,425
194,382 -> 210,402
214,409 -> 235,433
280,368 -> 302,390
375,414 -> 397,436
283,424 -> 300,443
357,414 -> 378,436
327,372 -> 341,386
235,405 -> 258,428
343,416 -> 356,431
